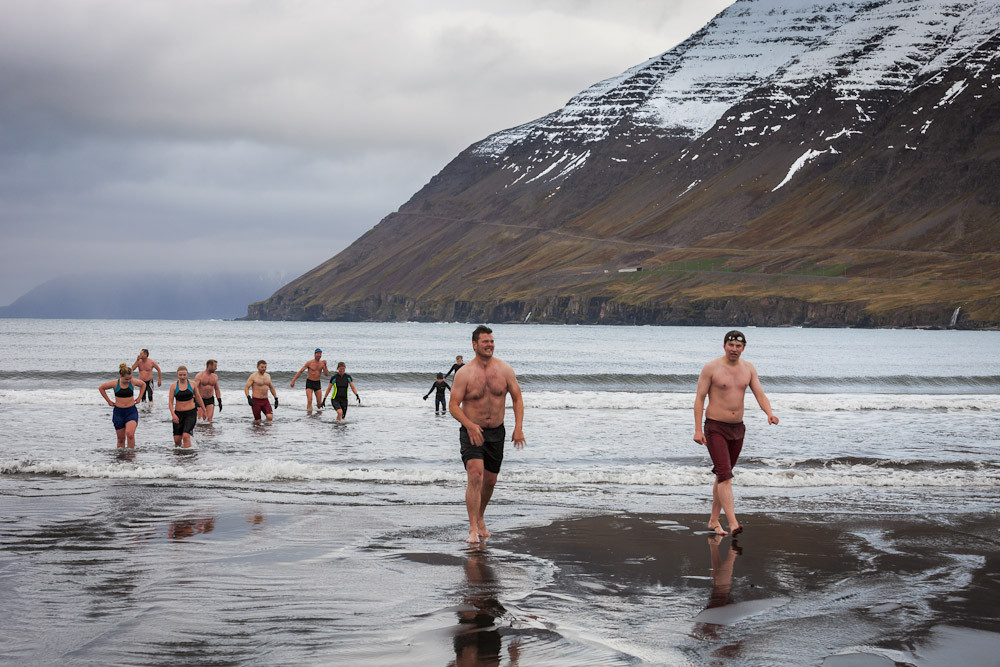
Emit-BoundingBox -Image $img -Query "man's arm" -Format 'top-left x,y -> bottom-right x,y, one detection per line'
748,364 -> 779,425
322,362 -> 329,377
290,363 -> 308,387
131,359 -> 140,371
506,365 -> 525,448
153,361 -> 162,385
244,376 -> 253,396
193,381 -> 205,409
693,365 -> 712,444
215,376 -> 222,399
448,369 -> 483,446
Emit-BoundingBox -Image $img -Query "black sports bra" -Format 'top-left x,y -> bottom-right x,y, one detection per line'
114,380 -> 134,398
174,381 -> 195,402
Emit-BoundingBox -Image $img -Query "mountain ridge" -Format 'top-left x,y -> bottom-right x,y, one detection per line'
249,0 -> 1000,328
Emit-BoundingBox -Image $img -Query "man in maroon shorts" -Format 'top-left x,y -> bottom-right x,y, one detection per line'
694,330 -> 778,536
244,360 -> 279,423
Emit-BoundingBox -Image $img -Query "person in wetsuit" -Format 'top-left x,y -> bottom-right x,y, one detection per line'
98,363 -> 147,448
423,373 -> 451,413
169,366 -> 206,448
444,355 -> 464,379
322,361 -> 359,421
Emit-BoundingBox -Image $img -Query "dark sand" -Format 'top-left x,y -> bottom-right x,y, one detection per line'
3,484 -> 998,665
478,512 -> 1000,665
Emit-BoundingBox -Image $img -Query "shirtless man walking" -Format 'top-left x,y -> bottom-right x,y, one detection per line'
131,349 -> 162,406
290,348 -> 328,409
244,360 -> 278,423
449,325 -> 526,544
693,330 -> 778,536
195,359 -> 222,422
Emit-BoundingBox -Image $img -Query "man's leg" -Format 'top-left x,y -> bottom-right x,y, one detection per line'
476,469 -> 498,538
305,387 -> 313,409
464,459 -> 485,543
716,478 -> 740,534
205,404 -> 214,422
312,389 -> 322,409
709,479 -> 726,535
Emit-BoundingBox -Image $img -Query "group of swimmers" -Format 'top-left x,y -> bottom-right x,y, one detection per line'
99,326 -> 776,542
99,351 -> 223,449
97,348 -> 379,449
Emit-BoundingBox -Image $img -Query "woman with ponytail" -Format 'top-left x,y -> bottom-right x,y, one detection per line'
98,363 -> 146,448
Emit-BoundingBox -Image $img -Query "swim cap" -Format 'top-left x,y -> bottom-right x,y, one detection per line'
314,348 -> 322,354
724,330 -> 746,345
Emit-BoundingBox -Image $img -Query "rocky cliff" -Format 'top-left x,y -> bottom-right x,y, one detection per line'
249,0 -> 1000,328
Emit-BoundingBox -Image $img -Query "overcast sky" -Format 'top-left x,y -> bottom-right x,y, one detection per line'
0,0 -> 732,305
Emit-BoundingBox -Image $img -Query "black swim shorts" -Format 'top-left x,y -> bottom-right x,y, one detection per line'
173,408 -> 197,437
460,424 -> 505,474
331,396 -> 349,416
142,380 -> 154,402
305,379 -> 322,391
202,396 -> 215,407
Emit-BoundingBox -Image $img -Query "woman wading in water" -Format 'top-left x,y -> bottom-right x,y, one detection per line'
99,363 -> 146,448
169,366 -> 205,448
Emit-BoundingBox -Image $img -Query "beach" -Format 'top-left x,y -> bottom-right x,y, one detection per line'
3,484 -> 997,665
1,320 -> 999,664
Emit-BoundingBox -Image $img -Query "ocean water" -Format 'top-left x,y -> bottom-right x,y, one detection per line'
1,319 -> 998,664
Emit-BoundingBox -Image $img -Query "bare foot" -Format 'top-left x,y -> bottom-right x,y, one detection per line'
708,523 -> 728,536
731,524 -> 743,536
477,523 -> 491,539
466,531 -> 481,544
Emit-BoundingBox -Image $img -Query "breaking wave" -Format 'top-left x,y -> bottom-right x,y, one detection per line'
3,458 -> 996,488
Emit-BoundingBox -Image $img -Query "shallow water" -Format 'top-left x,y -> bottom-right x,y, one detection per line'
1,320 -> 999,663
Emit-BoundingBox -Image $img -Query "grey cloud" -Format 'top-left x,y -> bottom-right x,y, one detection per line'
0,0 -> 732,305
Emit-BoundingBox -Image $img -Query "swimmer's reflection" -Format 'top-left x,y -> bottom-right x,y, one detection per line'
246,511 -> 266,527
167,515 -> 216,540
693,535 -> 742,647
449,548 -> 521,667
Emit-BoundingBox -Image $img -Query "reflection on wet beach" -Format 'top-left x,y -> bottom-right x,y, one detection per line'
167,515 -> 216,540
450,547 -> 521,667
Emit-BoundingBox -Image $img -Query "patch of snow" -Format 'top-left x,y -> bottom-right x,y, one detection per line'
772,148 -> 829,192
935,79 -> 968,107
826,128 -> 862,141
678,179 -> 702,198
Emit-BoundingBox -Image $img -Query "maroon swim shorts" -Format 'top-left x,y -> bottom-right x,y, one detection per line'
252,397 -> 273,420
704,418 -> 745,482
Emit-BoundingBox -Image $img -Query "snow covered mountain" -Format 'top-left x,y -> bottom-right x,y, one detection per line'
250,0 -> 1000,328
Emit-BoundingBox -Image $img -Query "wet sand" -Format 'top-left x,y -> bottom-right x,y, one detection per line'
2,482 -> 998,665
488,512 -> 1000,665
